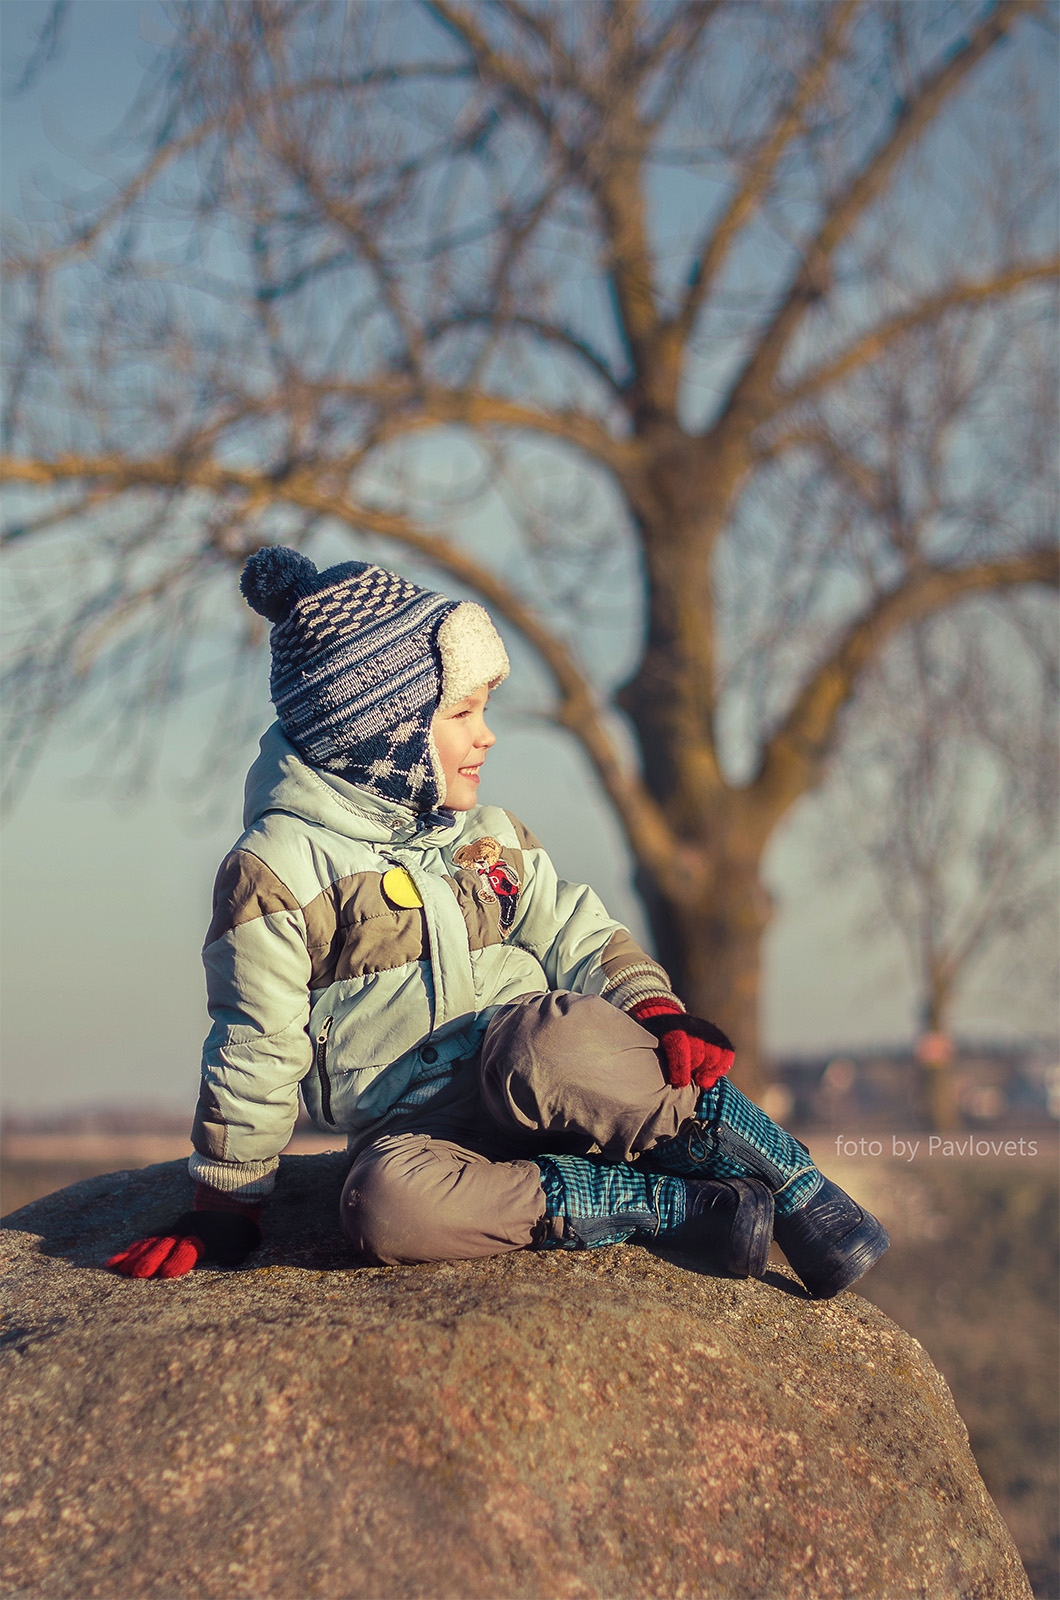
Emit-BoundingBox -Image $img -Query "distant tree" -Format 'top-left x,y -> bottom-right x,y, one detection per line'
815,600 -> 1058,1126
3,0 -> 1057,1095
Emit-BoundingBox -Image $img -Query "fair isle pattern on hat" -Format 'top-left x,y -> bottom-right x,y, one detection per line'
271,564 -> 454,805
241,547 -> 508,814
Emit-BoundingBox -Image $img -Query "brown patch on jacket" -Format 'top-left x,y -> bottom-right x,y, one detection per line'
504,812 -> 543,851
204,849 -> 428,988
304,873 -> 428,986
204,851 -> 302,947
599,929 -> 662,982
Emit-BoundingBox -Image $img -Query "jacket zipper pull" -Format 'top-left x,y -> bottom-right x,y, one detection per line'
315,1015 -> 335,1125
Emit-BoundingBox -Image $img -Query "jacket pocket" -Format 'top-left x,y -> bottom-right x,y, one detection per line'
315,1015 -> 335,1125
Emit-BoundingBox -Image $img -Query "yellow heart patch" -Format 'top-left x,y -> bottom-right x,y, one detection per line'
381,867 -> 424,909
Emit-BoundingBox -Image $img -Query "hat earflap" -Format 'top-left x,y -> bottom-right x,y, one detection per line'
436,603 -> 510,709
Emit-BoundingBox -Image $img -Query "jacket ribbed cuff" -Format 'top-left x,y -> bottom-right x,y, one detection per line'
187,1151 -> 279,1198
600,962 -> 680,1015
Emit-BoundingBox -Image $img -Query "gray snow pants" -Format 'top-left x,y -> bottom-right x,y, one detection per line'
340,990 -> 698,1266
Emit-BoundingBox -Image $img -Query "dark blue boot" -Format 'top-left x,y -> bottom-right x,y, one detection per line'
773,1176 -> 890,1299
534,1155 -> 773,1279
643,1079 -> 889,1297
674,1175 -> 774,1279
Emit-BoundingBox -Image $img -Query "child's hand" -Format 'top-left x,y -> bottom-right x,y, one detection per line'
108,1231 -> 207,1279
107,1189 -> 262,1278
630,999 -> 735,1090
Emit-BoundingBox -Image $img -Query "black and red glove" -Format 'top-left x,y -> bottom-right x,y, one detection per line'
630,998 -> 735,1090
107,1185 -> 262,1279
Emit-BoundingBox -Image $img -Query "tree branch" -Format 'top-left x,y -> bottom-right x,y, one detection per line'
488,0 -> 595,102
2,64 -> 472,278
756,549 -> 1060,809
754,425 -> 889,510
721,0 -> 1039,422
429,1 -> 673,403
262,134 -> 423,369
1,488 -> 122,547
0,449 -> 683,880
672,0 -> 858,346
639,0 -> 723,121
14,373 -> 633,478
780,258 -> 1060,404
424,310 -> 626,392
424,0 -> 563,144
333,380 -> 634,472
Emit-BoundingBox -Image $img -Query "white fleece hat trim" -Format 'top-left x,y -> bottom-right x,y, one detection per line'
437,602 -> 510,711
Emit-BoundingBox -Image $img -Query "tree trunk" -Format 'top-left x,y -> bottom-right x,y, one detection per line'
617,442 -> 772,1104
636,853 -> 771,1104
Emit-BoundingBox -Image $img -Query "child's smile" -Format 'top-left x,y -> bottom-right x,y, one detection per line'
431,686 -> 496,810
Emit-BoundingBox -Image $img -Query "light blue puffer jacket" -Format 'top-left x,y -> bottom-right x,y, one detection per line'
189,725 -> 673,1197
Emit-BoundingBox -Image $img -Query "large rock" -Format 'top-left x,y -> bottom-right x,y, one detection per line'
1,1156 -> 1031,1600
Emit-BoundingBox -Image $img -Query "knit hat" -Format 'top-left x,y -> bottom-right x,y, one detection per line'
240,547 -> 509,812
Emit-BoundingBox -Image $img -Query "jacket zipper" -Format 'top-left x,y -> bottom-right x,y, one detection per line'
315,1015 -> 335,1125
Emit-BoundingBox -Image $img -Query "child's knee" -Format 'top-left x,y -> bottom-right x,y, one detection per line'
480,989 -> 671,1143
339,1133 -> 543,1265
340,1135 -> 434,1264
483,989 -> 634,1075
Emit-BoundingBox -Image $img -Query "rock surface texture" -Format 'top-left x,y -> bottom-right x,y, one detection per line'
1,1155 -> 1032,1600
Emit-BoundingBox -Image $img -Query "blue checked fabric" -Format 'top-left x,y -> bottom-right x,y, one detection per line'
534,1154 -> 689,1249
269,561 -> 457,810
642,1078 -> 823,1216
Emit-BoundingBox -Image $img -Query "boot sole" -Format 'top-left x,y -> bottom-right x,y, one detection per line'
731,1181 -> 774,1278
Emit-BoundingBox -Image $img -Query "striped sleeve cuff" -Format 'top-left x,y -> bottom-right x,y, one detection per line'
187,1151 -> 279,1198
600,961 -> 681,1015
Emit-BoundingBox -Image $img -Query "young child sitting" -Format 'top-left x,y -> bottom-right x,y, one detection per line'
110,548 -> 888,1298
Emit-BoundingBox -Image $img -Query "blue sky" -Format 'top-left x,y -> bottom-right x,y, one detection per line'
1,0 -> 1051,1115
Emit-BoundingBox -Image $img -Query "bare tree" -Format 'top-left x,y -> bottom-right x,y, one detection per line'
816,596 -> 1058,1126
3,0 -> 1057,1095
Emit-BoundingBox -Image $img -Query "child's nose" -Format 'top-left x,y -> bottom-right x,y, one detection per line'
478,720 -> 496,748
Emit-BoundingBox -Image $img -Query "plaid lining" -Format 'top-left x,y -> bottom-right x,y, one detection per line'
388,1062 -> 455,1111
642,1079 -> 823,1216
534,1154 -> 688,1249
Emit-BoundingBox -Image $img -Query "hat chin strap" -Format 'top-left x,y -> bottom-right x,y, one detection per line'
426,727 -> 447,808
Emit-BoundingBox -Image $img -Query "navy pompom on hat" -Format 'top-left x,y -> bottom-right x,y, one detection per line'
240,547 -> 509,812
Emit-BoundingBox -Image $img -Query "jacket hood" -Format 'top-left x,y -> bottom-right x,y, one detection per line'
242,724 -> 464,848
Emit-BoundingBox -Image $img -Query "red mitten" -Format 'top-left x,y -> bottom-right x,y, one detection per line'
630,998 -> 735,1090
107,1185 -> 263,1279
108,1233 -> 206,1279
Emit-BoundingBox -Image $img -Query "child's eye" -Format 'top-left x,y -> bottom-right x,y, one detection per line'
448,696 -> 488,719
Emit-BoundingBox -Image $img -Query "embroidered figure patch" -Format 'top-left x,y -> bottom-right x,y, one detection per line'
453,837 -> 520,934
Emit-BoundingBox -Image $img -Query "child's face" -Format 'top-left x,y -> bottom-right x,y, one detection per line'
431,686 -> 496,810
